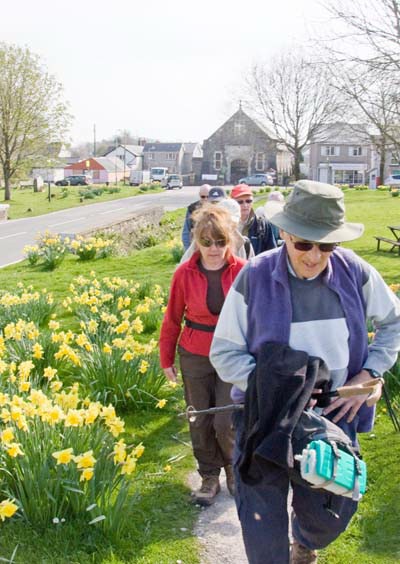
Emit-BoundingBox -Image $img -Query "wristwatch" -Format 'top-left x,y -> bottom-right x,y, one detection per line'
364,368 -> 381,379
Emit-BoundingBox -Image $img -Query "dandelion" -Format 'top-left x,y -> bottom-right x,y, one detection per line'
164,464 -> 172,472
156,399 -> 167,409
0,499 -> 18,521
52,448 -> 74,465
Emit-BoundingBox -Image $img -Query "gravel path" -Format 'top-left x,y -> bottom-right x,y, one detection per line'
188,472 -> 248,564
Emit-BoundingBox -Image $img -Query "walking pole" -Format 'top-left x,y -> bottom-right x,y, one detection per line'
178,404 -> 244,422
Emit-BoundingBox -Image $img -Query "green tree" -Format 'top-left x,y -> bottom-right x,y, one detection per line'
0,43 -> 71,200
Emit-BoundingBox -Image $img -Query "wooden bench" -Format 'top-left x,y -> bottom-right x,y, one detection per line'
375,236 -> 400,255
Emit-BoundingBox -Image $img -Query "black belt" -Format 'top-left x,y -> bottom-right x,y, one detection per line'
185,318 -> 216,332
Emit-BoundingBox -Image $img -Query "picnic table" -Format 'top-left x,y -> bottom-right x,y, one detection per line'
375,225 -> 400,255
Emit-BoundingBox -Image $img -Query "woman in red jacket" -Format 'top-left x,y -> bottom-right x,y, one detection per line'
160,205 -> 246,506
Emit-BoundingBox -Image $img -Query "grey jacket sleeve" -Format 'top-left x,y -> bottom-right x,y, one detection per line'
210,266 -> 256,391
362,260 -> 400,374
181,209 -> 192,250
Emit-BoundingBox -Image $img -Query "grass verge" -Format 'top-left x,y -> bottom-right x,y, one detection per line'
1,183 -> 164,220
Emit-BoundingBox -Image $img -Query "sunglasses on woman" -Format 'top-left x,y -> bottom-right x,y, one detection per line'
199,237 -> 227,248
290,236 -> 338,253
236,199 -> 253,205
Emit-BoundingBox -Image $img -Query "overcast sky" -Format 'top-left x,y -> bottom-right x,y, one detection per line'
0,0 -> 331,146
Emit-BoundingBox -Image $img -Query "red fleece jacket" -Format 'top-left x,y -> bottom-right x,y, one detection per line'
159,251 -> 246,368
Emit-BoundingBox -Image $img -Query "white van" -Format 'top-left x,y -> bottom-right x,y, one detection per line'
150,167 -> 169,182
129,170 -> 151,186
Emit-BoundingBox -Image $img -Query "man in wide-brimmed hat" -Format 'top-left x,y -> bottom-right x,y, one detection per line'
211,180 -> 400,564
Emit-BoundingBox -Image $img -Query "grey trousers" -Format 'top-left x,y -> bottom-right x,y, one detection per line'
179,347 -> 234,477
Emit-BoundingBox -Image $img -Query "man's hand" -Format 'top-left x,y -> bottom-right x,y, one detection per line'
163,366 -> 178,383
323,369 -> 383,423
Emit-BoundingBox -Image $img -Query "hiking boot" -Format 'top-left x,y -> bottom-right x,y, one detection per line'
194,475 -> 220,506
224,465 -> 235,496
291,541 -> 318,564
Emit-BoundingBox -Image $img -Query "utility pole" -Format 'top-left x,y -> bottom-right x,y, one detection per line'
93,124 -> 97,157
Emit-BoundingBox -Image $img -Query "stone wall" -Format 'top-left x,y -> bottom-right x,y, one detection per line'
81,206 -> 164,254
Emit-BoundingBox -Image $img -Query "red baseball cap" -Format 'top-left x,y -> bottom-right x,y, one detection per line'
231,184 -> 253,200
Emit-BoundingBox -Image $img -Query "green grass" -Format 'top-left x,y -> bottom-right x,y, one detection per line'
0,192 -> 399,562
0,183 -> 164,220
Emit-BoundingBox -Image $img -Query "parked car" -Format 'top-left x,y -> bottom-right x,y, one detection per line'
55,175 -> 90,186
163,174 -> 183,190
384,174 -> 400,187
239,173 -> 274,186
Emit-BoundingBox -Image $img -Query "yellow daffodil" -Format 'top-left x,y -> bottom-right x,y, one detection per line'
32,342 -> 44,359
48,320 -> 60,330
0,499 -> 18,521
43,366 -> 57,380
50,380 -> 63,392
120,455 -> 137,475
133,442 -> 145,459
138,360 -> 149,374
0,427 -> 14,443
74,450 -> 96,469
52,448 -> 74,465
113,440 -> 127,464
102,343 -> 112,355
122,351 -> 134,362
80,468 -> 94,482
7,442 -> 24,457
64,410 -> 84,427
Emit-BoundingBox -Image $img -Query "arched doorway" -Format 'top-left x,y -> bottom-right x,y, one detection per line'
230,159 -> 248,184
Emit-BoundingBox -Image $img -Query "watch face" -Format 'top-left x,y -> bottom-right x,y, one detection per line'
367,368 -> 380,379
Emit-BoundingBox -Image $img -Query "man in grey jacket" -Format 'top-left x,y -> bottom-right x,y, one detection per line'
210,180 -> 400,564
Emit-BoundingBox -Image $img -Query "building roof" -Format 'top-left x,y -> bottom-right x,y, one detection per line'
143,142 -> 183,153
103,144 -> 144,157
95,157 -> 126,172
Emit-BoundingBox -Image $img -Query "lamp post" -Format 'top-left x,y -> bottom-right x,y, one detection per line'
47,159 -> 52,202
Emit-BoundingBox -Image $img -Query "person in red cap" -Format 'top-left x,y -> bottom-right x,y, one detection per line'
231,184 -> 276,255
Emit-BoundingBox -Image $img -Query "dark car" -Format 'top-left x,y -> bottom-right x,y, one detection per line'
55,175 -> 90,186
239,173 -> 274,186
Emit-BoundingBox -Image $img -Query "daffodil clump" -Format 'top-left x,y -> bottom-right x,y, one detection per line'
36,231 -> 68,270
0,376 -> 143,537
70,235 -> 116,261
23,245 -> 40,266
0,283 -> 55,329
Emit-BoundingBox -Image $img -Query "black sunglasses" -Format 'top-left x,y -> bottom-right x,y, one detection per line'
236,199 -> 253,205
291,237 -> 338,253
199,237 -> 227,248
200,195 -> 208,199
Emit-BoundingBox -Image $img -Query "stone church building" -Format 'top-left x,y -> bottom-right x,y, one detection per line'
201,106 -> 292,184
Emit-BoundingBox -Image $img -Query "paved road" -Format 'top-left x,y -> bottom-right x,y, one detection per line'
0,186 -> 201,268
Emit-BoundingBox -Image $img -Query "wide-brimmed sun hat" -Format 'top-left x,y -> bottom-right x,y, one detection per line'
264,180 -> 364,243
